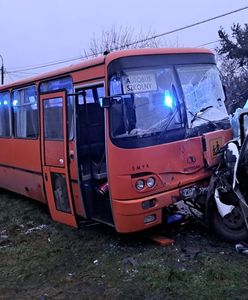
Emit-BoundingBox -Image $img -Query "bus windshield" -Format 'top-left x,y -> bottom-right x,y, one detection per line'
109,67 -> 183,139
176,64 -> 229,128
108,56 -> 229,148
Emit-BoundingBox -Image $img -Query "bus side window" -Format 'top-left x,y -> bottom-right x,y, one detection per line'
0,91 -> 11,137
78,86 -> 105,106
78,90 -> 94,105
12,86 -> 38,139
97,86 -> 105,100
43,97 -> 63,140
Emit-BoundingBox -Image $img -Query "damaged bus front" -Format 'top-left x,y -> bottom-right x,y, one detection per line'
103,49 -> 232,233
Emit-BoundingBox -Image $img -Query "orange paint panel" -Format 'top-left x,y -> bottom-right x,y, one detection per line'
112,188 -> 181,232
114,209 -> 162,233
0,139 -> 41,172
44,140 -> 64,167
107,135 -> 206,200
71,182 -> 86,218
0,139 -> 12,165
203,129 -> 232,167
72,65 -> 105,84
0,166 -> 45,203
68,141 -> 78,180
113,189 -> 178,216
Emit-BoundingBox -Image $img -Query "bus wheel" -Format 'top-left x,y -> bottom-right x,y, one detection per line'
211,196 -> 248,242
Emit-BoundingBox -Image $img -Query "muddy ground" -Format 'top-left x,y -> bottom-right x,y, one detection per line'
1,189 -> 248,299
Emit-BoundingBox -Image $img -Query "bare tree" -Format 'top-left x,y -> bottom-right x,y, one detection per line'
217,23 -> 248,113
218,55 -> 248,113
84,25 -> 163,57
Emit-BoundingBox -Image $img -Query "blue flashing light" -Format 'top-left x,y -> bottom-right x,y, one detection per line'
3,100 -> 8,105
164,90 -> 173,108
0,101 -> 1,106
13,100 -> 18,106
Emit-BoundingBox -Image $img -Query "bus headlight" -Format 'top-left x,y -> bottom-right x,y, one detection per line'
147,177 -> 156,188
135,179 -> 145,190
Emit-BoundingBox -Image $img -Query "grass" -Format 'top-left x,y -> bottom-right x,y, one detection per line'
1,189 -> 248,299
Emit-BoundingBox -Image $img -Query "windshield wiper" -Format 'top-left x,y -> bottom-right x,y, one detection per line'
157,108 -> 182,139
157,84 -> 183,139
189,105 -> 217,128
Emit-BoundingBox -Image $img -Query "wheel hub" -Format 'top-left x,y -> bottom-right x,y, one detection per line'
223,207 -> 244,229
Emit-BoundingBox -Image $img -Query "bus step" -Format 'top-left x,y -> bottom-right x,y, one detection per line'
78,220 -> 100,227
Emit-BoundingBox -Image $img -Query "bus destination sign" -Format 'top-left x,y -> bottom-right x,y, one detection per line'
122,71 -> 157,94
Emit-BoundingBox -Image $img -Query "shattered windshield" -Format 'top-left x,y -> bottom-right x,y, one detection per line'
109,68 -> 183,139
177,64 -> 229,127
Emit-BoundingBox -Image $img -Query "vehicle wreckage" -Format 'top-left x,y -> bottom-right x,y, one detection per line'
174,109 -> 248,242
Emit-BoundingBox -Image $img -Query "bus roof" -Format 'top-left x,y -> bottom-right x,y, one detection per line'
0,48 -> 213,90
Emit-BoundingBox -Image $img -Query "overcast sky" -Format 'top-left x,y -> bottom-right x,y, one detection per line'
0,0 -> 247,83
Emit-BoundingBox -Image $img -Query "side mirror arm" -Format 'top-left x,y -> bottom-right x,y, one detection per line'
238,109 -> 248,145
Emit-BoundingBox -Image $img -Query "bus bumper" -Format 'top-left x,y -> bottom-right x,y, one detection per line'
112,188 -> 181,233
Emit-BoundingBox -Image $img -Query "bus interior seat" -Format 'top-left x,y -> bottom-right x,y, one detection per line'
78,103 -> 106,179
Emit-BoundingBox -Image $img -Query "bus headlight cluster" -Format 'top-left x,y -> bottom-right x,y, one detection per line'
135,177 -> 156,191
147,177 -> 156,188
135,179 -> 145,190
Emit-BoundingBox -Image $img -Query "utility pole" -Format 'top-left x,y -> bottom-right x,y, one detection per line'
0,54 -> 4,85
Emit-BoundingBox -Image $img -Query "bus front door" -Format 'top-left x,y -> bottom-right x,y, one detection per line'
40,91 -> 77,227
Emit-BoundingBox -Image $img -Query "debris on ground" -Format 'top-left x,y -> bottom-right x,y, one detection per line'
235,243 -> 248,255
24,224 -> 48,235
181,246 -> 201,259
123,256 -> 139,267
144,233 -> 174,246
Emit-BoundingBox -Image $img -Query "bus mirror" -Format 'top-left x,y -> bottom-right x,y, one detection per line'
100,97 -> 111,108
100,96 -> 123,108
238,109 -> 248,145
223,85 -> 227,102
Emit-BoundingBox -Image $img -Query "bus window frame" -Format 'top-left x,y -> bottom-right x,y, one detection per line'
39,76 -> 75,141
11,84 -> 39,140
106,63 -> 188,149
74,81 -> 105,146
74,81 -> 105,100
0,89 -> 12,139
74,81 -> 105,144
42,92 -> 65,142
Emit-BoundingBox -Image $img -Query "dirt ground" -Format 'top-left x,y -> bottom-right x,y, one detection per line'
1,189 -> 248,300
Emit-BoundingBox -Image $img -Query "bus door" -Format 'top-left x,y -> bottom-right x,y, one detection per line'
40,91 -> 77,227
75,86 -> 114,225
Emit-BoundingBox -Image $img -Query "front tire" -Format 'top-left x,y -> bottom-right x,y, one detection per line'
211,202 -> 248,242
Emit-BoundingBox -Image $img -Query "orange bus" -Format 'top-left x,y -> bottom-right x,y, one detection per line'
0,48 -> 232,234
